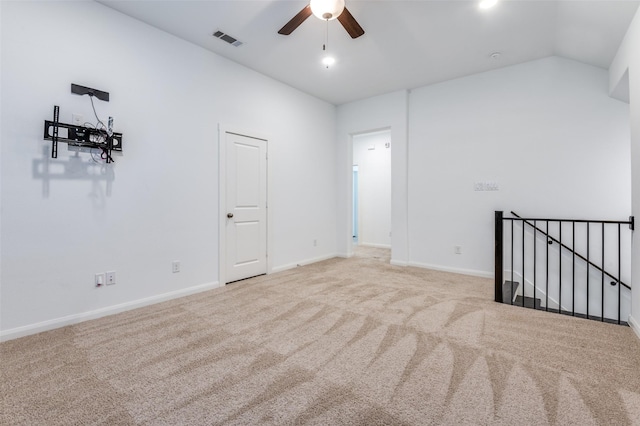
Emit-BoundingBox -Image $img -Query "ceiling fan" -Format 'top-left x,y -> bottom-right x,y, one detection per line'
278,0 -> 365,39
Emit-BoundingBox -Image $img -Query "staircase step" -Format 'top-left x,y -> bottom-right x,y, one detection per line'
502,280 -> 519,303
514,295 -> 542,309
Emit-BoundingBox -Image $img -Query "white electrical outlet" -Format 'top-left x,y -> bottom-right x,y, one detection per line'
313,239 -> 317,247
106,271 -> 116,285
454,246 -> 462,255
172,261 -> 181,273
95,273 -> 105,287
72,113 -> 83,126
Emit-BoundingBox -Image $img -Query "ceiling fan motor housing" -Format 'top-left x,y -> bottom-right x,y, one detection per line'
310,0 -> 345,21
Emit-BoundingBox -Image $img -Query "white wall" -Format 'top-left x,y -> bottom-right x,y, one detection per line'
0,1 -> 336,339
352,131 -> 391,248
610,7 -> 640,337
337,58 -> 630,279
407,57 -> 631,277
336,91 -> 409,264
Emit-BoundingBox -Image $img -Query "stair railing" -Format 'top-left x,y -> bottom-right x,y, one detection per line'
495,211 -> 634,325
511,211 -> 632,291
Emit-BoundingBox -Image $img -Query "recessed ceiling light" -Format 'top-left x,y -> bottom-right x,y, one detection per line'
479,0 -> 498,9
322,56 -> 336,68
490,52 -> 501,60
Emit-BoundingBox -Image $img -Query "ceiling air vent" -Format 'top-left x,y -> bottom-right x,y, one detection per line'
213,30 -> 243,47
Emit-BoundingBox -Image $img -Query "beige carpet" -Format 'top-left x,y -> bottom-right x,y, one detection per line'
2,247 -> 640,425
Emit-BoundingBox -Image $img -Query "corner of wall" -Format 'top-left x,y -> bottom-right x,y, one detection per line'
0,0 -> 4,340
609,7 -> 640,98
610,69 -> 630,103
629,315 -> 640,341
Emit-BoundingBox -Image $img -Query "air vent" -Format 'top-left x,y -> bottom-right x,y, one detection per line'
213,30 -> 243,47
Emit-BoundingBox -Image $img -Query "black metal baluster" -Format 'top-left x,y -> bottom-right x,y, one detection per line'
546,220 -> 549,312
572,221 -> 575,316
587,223 -> 590,319
618,223 -> 621,325
534,220 -> 537,309
601,223 -> 605,322
522,216 -> 525,307
511,219 -> 514,305
559,221 -> 562,314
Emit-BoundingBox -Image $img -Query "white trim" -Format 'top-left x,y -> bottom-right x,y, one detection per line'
347,127 -> 394,261
218,123 -> 226,286
271,254 -> 339,273
359,243 -> 392,249
407,261 -> 493,278
0,281 -> 220,342
629,315 -> 640,341
390,259 -> 408,266
347,133 -> 355,259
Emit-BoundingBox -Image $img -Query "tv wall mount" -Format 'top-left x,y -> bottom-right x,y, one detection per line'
43,84 -> 123,163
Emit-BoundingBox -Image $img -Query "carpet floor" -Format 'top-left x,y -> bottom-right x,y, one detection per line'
2,247 -> 640,425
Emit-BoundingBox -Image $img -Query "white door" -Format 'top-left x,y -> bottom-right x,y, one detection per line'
225,132 -> 267,283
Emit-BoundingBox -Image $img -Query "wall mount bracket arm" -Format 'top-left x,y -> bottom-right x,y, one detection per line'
43,105 -> 123,163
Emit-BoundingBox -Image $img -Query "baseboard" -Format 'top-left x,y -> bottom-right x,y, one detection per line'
271,253 -> 339,274
359,243 -> 392,249
336,252 -> 354,259
629,315 -> 640,341
390,259 -> 408,266
407,261 -> 493,279
0,281 -> 220,342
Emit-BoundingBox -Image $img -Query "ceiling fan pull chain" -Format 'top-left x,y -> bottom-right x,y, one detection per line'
324,19 -> 329,52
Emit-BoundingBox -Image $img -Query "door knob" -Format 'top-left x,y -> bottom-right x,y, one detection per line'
227,213 -> 234,218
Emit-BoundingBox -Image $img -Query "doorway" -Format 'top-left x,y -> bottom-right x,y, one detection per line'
352,129 -> 392,249
353,165 -> 359,243
222,131 -> 268,283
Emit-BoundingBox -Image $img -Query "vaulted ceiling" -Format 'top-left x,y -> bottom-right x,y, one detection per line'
97,1 -> 639,105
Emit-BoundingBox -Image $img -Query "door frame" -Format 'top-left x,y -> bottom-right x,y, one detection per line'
218,124 -> 272,285
348,127 -> 393,256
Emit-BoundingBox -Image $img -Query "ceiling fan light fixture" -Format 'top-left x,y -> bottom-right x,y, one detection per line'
479,0 -> 498,9
310,0 -> 345,21
322,56 -> 336,68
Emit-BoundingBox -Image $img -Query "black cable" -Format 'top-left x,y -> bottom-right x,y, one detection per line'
100,147 -> 114,163
87,95 -> 114,162
89,94 -> 108,136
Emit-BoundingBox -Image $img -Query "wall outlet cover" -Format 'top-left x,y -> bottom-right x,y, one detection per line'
72,114 -> 83,126
95,273 -> 105,287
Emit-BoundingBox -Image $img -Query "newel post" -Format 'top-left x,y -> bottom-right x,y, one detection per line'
495,211 -> 504,303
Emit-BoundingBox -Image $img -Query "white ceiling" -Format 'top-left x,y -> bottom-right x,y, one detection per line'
97,0 -> 639,105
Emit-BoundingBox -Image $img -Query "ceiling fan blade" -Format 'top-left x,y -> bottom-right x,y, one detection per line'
337,7 -> 365,39
278,5 -> 312,35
